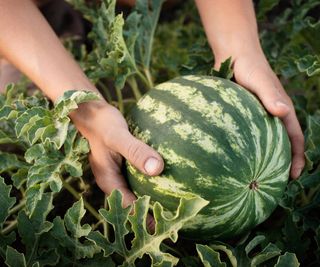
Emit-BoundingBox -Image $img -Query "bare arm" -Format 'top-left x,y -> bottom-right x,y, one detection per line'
0,0 -> 163,221
195,0 -> 305,178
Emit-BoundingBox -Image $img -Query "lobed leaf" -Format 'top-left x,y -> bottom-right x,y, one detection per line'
24,127 -> 89,216
17,193 -> 57,266
51,199 -> 100,260
5,246 -> 27,267
54,90 -> 101,118
0,176 -> 16,228
274,252 -> 300,267
88,190 -> 208,267
196,244 -> 226,267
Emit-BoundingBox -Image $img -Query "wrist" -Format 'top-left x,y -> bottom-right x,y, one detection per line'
69,98 -> 109,133
213,41 -> 265,68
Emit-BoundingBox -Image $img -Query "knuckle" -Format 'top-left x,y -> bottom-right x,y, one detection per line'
127,141 -> 142,163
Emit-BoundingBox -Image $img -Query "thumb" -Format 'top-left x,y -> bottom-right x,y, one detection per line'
114,130 -> 164,176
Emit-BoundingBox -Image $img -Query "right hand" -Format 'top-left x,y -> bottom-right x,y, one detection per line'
70,100 -> 164,228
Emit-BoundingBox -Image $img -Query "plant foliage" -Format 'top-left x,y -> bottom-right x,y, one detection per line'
0,0 -> 319,266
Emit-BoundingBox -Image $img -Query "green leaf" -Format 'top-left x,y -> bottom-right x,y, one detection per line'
0,129 -> 18,145
274,252 -> 300,267
51,198 -> 100,259
15,107 -> 51,138
0,105 -> 18,121
211,57 -> 234,79
210,244 -> 237,267
0,232 -> 16,259
24,127 -> 89,216
296,54 -> 320,76
88,190 -> 208,267
196,244 -> 226,267
0,151 -> 26,174
5,246 -> 27,267
99,14 -> 138,89
54,90 -> 101,118
133,0 -> 165,69
304,115 -> 320,170
11,168 -> 28,189
64,198 -> 92,238
282,215 -> 310,259
34,248 -> 60,267
257,0 -> 280,20
17,193 -> 55,265
250,243 -> 281,266
245,235 -> 266,256
0,176 -> 16,228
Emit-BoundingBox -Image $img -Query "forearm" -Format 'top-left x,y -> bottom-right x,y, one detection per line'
195,0 -> 263,62
0,0 -> 100,102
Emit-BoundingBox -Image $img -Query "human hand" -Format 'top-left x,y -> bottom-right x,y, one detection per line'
214,51 -> 305,179
69,100 -> 164,228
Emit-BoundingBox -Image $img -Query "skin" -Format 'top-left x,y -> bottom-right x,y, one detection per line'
0,0 -> 305,227
195,0 -> 305,179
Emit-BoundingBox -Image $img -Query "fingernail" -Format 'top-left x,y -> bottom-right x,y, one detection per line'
144,157 -> 160,175
275,101 -> 290,111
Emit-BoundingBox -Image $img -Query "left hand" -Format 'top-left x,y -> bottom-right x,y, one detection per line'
214,51 -> 305,179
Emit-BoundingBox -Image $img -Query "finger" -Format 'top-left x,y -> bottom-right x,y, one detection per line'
89,145 -> 156,232
282,111 -> 305,179
240,69 -> 291,117
110,129 -> 164,176
89,148 -> 137,207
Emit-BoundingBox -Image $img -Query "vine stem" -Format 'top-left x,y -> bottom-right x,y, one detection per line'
143,68 -> 154,89
115,86 -> 124,114
8,199 -> 26,216
136,70 -> 152,90
1,220 -> 18,235
97,81 -> 112,103
127,77 -> 142,100
61,178 -> 102,221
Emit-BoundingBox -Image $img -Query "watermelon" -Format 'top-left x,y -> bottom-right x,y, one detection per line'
126,75 -> 291,240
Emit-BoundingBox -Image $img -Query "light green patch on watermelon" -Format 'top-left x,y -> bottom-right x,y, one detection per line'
149,175 -> 198,199
134,128 -> 152,143
127,163 -> 146,183
157,145 -> 198,169
173,123 -> 225,155
195,175 -> 215,187
156,80 -> 245,153
138,95 -> 182,123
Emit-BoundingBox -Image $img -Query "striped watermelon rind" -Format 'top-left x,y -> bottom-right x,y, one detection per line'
126,75 -> 291,240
